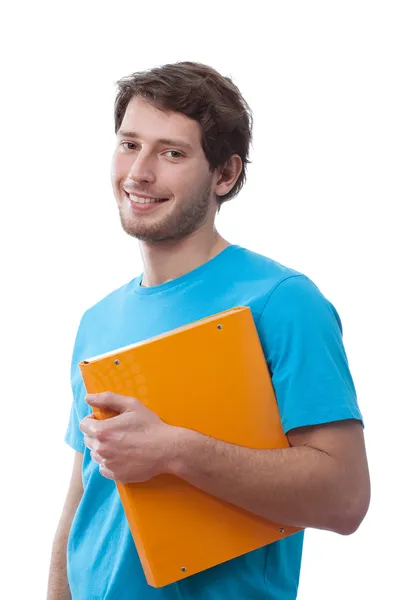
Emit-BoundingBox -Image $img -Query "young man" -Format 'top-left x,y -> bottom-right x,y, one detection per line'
47,61 -> 370,600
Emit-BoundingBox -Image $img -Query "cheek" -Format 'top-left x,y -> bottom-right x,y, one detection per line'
168,165 -> 201,195
181,168 -> 212,197
111,154 -> 129,186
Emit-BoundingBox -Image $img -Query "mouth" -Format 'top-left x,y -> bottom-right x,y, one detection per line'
124,191 -> 170,205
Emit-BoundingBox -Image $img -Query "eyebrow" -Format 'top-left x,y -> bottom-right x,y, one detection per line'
117,130 -> 194,152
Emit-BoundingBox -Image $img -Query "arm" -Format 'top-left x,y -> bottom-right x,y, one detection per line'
166,418 -> 370,535
82,392 -> 370,537
82,277 -> 370,536
47,451 -> 83,600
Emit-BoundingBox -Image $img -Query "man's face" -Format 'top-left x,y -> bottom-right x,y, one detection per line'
111,97 -> 218,243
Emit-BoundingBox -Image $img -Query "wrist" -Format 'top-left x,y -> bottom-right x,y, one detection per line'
163,425 -> 198,477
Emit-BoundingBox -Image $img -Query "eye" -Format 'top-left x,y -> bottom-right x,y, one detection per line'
121,142 -> 137,151
164,150 -> 184,159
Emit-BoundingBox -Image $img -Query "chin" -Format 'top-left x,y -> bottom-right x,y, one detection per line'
121,218 -> 198,243
118,194 -> 210,243
120,216 -> 168,242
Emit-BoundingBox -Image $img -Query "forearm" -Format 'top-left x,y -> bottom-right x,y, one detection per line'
47,528 -> 71,600
167,428 -> 352,534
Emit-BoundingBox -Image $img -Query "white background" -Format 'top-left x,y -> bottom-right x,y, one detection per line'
1,1 -> 399,598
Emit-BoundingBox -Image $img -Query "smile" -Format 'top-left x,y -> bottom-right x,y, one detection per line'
127,193 -> 168,205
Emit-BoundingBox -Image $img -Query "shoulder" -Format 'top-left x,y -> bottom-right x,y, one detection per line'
231,247 -> 338,324
77,277 -> 139,333
261,273 -> 342,333
231,246 -> 303,283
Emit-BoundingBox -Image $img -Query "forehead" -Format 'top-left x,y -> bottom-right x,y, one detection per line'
119,97 -> 202,147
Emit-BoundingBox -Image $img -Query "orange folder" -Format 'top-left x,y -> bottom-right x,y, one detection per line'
79,306 -> 302,588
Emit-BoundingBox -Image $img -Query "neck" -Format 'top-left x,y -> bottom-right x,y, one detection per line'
139,226 -> 231,288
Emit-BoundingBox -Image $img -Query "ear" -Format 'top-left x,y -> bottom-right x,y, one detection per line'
213,154 -> 243,198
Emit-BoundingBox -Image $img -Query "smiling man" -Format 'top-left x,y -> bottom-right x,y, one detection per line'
114,99 -> 229,247
47,61 -> 370,600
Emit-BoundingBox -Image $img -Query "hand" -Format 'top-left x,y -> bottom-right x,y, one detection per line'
80,392 -> 179,483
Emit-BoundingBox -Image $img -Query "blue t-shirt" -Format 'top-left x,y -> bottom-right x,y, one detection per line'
65,245 -> 362,600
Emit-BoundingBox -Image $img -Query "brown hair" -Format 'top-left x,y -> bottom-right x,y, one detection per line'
114,61 -> 253,206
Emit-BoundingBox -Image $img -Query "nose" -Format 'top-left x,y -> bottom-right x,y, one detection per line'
127,151 -> 156,185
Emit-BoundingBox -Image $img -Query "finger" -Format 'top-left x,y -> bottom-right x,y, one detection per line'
99,464 -> 115,480
83,435 -> 99,452
90,449 -> 104,465
86,392 -> 139,413
80,415 -> 109,437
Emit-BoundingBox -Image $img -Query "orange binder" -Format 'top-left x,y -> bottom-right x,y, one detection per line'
79,306 -> 301,588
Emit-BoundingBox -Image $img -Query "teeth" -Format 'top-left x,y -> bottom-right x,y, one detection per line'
129,194 -> 165,204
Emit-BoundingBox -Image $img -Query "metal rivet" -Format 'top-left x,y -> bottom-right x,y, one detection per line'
279,528 -> 285,533
217,324 -> 223,330
181,566 -> 186,572
114,359 -> 120,365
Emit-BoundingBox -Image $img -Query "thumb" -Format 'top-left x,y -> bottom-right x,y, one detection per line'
85,391 -> 133,413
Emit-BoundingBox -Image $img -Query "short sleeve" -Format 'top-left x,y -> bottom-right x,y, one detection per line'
257,275 -> 363,433
65,394 -> 85,452
64,314 -> 88,453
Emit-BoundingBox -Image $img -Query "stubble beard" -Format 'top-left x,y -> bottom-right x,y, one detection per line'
118,181 -> 213,243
